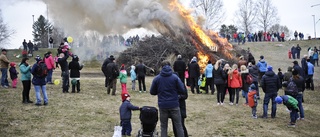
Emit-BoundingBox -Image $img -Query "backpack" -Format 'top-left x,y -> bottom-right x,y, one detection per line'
246,74 -> 253,84
285,78 -> 299,96
36,61 -> 48,78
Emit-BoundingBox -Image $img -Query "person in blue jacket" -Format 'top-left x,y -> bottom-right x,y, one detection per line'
119,93 -> 139,136
257,55 -> 268,84
150,61 -> 186,137
31,56 -> 48,106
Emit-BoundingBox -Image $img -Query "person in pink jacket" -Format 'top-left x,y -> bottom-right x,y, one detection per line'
44,51 -> 55,84
227,64 -> 243,105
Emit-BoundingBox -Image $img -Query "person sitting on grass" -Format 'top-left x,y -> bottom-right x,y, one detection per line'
119,93 -> 139,137
275,95 -> 299,127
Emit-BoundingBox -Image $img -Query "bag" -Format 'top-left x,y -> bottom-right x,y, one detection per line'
246,74 -> 253,84
112,126 -> 122,137
285,78 -> 298,96
36,61 -> 48,78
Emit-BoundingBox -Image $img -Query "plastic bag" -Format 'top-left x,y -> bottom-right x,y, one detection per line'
112,126 -> 122,137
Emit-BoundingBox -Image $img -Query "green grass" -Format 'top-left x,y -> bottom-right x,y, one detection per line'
0,40 -> 319,137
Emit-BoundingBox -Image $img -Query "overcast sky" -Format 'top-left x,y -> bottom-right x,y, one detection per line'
1,0 -> 320,49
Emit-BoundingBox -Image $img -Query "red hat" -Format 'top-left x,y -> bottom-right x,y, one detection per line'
10,62 -> 16,67
121,93 -> 130,102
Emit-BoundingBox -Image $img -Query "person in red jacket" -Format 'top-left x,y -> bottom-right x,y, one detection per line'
228,64 -> 242,105
44,51 -> 55,84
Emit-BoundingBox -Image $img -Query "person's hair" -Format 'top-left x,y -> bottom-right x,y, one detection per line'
161,60 -> 171,67
240,65 -> 247,71
139,60 -> 143,63
20,57 -> 29,66
228,64 -> 238,75
292,74 -> 300,80
214,60 -> 221,70
223,63 -> 230,70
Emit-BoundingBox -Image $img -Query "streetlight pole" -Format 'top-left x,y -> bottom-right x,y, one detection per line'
313,15 -> 316,39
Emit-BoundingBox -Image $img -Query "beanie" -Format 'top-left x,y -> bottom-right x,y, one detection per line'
10,62 -> 16,67
260,55 -> 264,59
267,65 -> 273,71
35,55 -> 42,62
275,96 -> 283,104
121,93 -> 130,102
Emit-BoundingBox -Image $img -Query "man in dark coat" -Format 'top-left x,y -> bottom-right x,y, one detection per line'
293,60 -> 304,79
300,55 -> 308,79
260,66 -> 281,118
58,51 -> 70,93
101,55 -> 115,87
22,39 -> 27,51
135,60 -> 147,92
27,40 -> 34,55
296,44 -> 301,59
106,59 -> 119,95
248,62 -> 260,98
173,54 -> 186,84
188,57 -> 200,94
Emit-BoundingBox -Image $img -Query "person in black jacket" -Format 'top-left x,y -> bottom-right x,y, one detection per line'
106,59 -> 119,95
135,60 -> 147,93
214,60 -> 227,105
292,60 -> 304,79
58,51 -> 70,93
22,39 -> 27,51
69,55 -> 83,93
248,62 -> 260,99
173,54 -> 186,85
27,40 -> 33,55
101,55 -> 115,88
188,57 -> 200,94
291,70 -> 305,120
260,66 -> 281,118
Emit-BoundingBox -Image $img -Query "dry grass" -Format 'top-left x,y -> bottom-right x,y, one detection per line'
0,40 -> 320,137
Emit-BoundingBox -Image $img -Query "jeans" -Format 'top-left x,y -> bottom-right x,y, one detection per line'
137,76 -> 146,91
61,71 -> 69,92
263,92 -> 278,118
306,75 -> 314,90
121,120 -> 132,136
173,117 -> 188,137
296,94 -> 305,118
34,85 -> 48,104
290,109 -> 298,123
252,106 -> 257,116
131,80 -> 135,90
46,69 -> 53,83
160,107 -> 184,137
1,68 -> 9,86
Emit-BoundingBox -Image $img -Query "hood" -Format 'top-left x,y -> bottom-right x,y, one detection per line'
287,66 -> 293,72
207,64 -> 213,69
248,65 -> 258,70
160,65 -> 173,77
259,59 -> 266,63
265,71 -> 275,76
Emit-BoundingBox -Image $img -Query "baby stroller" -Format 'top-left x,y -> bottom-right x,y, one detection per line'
137,106 -> 159,137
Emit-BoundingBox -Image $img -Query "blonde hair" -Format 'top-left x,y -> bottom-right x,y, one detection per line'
223,63 -> 230,70
228,64 -> 238,75
240,65 -> 247,71
214,60 -> 221,70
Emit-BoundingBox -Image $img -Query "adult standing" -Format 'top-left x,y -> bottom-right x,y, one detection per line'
287,70 -> 305,120
240,65 -> 250,105
44,51 -> 55,84
227,64 -> 242,105
27,40 -> 34,55
49,37 -> 53,48
238,56 -> 247,69
291,46 -> 296,59
248,62 -> 260,99
296,44 -> 301,59
188,57 -> 200,94
300,55 -> 308,79
101,55 -> 115,88
306,59 -> 314,90
257,55 -> 268,85
213,60 -> 227,105
0,49 -> 10,88
260,66 -> 281,118
22,39 -> 28,51
204,60 -> 214,95
150,61 -> 186,137
31,56 -> 48,106
173,54 -> 186,84
19,57 -> 33,104
106,58 -> 119,95
58,51 -> 70,93
135,60 -> 147,93
247,52 -> 255,65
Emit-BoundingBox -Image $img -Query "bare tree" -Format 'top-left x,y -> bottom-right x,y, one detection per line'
235,0 -> 257,35
190,0 -> 225,30
269,24 -> 291,39
256,0 -> 279,32
0,10 -> 15,47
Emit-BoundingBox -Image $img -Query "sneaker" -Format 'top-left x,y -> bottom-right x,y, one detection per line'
2,85 -> 8,88
220,102 -> 224,105
139,91 -> 142,93
300,118 -> 304,120
27,100 -> 33,103
217,103 -> 220,105
252,115 -> 258,119
144,91 -> 146,93
259,115 -> 267,119
35,103 -> 42,106
44,102 -> 48,106
229,103 -> 234,105
287,124 -> 296,128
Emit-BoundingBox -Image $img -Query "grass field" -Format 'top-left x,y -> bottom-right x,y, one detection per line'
0,40 -> 319,137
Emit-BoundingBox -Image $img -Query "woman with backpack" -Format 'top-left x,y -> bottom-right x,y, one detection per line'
227,64 -> 242,106
31,55 -> 48,106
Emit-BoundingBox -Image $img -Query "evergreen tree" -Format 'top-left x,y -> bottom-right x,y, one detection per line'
32,15 -> 53,48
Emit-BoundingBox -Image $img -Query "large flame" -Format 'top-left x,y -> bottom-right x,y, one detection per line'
169,0 -> 234,72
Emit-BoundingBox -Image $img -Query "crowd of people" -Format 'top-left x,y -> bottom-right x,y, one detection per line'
229,31 -> 287,45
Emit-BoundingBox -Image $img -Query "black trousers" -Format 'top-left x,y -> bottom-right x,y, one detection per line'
72,80 -> 80,92
137,76 -> 146,91
205,78 -> 214,94
22,80 -> 31,102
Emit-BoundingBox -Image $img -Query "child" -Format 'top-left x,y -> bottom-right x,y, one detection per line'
119,93 -> 139,136
119,64 -> 127,93
275,95 -> 299,127
199,74 -> 206,93
248,84 -> 258,118
9,62 -> 19,88
130,65 -> 136,91
68,55 -> 83,93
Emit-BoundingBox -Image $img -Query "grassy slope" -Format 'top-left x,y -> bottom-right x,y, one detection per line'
0,40 -> 319,137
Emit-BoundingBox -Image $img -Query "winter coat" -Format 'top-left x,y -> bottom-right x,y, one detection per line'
106,62 -> 119,80
241,70 -> 250,92
293,64 -> 305,78
283,67 -> 293,82
260,71 -> 281,93
19,63 -> 31,81
173,58 -> 186,77
119,100 -> 139,120
101,58 -> 112,76
0,54 -> 9,68
150,65 -> 185,109
248,65 -> 259,82
313,52 -> 319,59
31,62 -> 46,86
44,55 -> 55,70
291,76 -> 305,93
188,61 -> 200,78
281,95 -> 299,110
58,52 -> 69,71
204,64 -> 213,78
300,58 -> 308,76
9,67 -> 18,80
228,69 -> 242,88
248,90 -> 257,107
119,70 -> 127,84
179,87 -> 188,118
213,66 -> 227,85
307,62 -> 314,75
68,60 -> 83,78
135,63 -> 146,77
130,68 -> 136,81
257,59 -> 267,72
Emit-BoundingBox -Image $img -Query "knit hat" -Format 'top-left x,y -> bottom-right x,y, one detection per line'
292,60 -> 298,64
275,96 -> 283,104
260,55 -> 264,59
250,84 -> 256,90
267,65 -> 273,71
35,55 -> 42,62
10,62 -> 16,67
292,69 -> 299,75
121,93 -> 130,102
